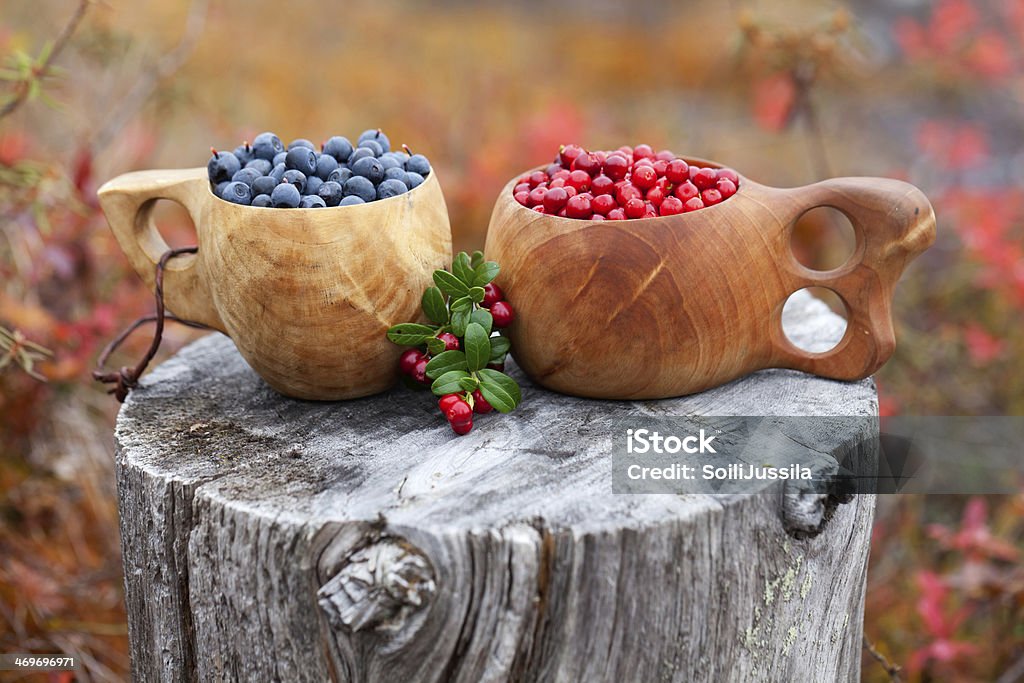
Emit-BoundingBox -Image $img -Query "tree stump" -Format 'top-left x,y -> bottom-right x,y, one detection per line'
114,291 -> 877,682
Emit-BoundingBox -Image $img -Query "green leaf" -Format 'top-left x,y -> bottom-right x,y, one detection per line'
473,261 -> 500,287
470,309 -> 493,335
464,322 -> 491,371
452,252 -> 475,287
426,350 -> 468,379
433,269 -> 469,298
451,309 -> 470,337
450,296 -> 473,312
386,323 -> 435,346
426,337 -> 447,355
458,376 -> 479,392
489,335 -> 511,360
468,286 -> 485,303
421,287 -> 448,324
477,369 -> 522,413
470,250 -> 485,268
431,370 -> 470,396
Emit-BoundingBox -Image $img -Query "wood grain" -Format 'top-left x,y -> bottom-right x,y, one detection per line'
484,159 -> 935,399
115,291 -> 877,682
98,167 -> 453,400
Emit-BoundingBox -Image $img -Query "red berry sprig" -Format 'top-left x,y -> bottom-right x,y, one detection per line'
513,144 -> 740,220
387,251 -> 522,436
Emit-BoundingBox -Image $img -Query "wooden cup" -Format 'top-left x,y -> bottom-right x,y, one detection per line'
483,158 -> 936,399
98,168 -> 452,400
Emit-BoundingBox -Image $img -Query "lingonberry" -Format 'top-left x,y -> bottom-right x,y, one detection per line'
529,171 -> 549,187
655,176 -> 673,194
514,182 -> 530,194
673,181 -> 700,202
549,178 -> 566,189
438,394 -> 462,413
631,165 -> 657,190
514,190 -> 530,206
559,144 -> 584,168
482,282 -> 504,308
564,185 -> 577,199
445,398 -> 474,435
571,152 -> 601,177
565,194 -> 592,219
716,178 -> 737,198
491,301 -> 515,327
693,167 -> 718,190
643,203 -> 658,218
557,208 -> 567,217
603,154 -> 630,181
545,163 -> 562,177
632,157 -> 654,168
607,207 -> 627,220
451,418 -> 473,435
412,356 -> 429,384
651,159 -> 668,176
624,197 -> 646,219
528,186 -> 547,206
646,186 -> 666,208
655,149 -> 676,161
701,188 -> 723,206
487,361 -> 505,372
543,187 -> 570,213
437,332 -> 460,351
399,348 -> 425,375
659,196 -> 685,215
717,168 -> 740,185
592,193 -> 616,215
632,144 -> 654,162
532,205 -> 546,213
683,197 -> 705,212
591,174 -> 614,196
552,169 -> 571,182
471,390 -> 493,414
590,213 -> 606,221
616,183 -> 643,205
665,159 -> 690,184
617,145 -> 634,158
567,170 -> 591,193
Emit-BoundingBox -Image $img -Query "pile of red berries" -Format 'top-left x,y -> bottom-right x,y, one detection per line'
512,144 -> 740,220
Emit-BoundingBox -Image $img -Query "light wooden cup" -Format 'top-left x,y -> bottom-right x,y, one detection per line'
484,158 -> 935,400
98,168 -> 452,400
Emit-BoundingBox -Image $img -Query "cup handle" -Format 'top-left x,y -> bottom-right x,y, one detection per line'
97,168 -> 224,331
766,177 -> 935,381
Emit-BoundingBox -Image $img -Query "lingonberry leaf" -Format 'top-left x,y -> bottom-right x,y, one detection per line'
421,286 -> 448,325
473,261 -> 500,287
470,309 -> 493,335
433,270 -> 469,298
425,350 -> 468,379
426,337 -> 447,355
457,376 -> 479,393
431,370 -> 470,396
386,323 -> 435,346
489,335 -> 511,360
464,322 -> 491,372
470,250 -> 485,269
477,368 -> 521,413
452,252 -> 475,287
451,309 -> 470,337
450,296 -> 473,313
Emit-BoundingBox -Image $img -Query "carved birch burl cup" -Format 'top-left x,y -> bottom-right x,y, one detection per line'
484,158 -> 935,400
99,168 -> 452,400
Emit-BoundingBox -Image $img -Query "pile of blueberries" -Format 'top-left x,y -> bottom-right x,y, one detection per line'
207,129 -> 431,208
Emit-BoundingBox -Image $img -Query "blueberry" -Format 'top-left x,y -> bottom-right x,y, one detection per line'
391,150 -> 410,163
339,195 -> 366,206
233,143 -> 254,166
220,181 -> 252,205
351,156 -> 384,185
322,136 -> 354,162
269,163 -> 286,183
214,181 -> 229,196
299,195 -> 327,208
305,175 -> 323,197
207,150 -> 241,183
377,178 -> 408,199
250,175 -> 277,198
347,147 -> 375,165
379,155 -> 402,171
252,132 -> 284,161
406,154 -> 430,176
358,139 -> 383,157
282,169 -> 307,193
384,167 -> 407,182
273,151 -> 287,166
288,138 -> 316,151
245,158 -> 273,175
317,181 -> 344,206
357,128 -> 390,153
231,167 -> 263,187
343,176 -> 377,203
285,147 -> 317,176
328,167 -> 352,185
270,182 -> 301,208
405,171 -> 425,189
315,154 -> 339,180
251,194 -> 272,207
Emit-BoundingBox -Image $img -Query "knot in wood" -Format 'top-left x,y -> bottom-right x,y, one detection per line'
317,538 -> 436,634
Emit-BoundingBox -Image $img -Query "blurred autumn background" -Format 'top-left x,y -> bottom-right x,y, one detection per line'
1,0 -> 1022,680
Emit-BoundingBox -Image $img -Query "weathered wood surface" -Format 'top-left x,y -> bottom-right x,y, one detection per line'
115,290 -> 877,683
